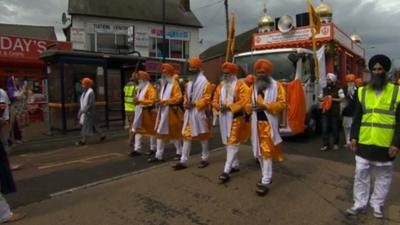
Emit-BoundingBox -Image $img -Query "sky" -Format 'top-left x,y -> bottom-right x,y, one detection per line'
1,0 -> 400,66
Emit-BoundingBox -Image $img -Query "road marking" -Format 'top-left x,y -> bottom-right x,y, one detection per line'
38,153 -> 123,170
50,146 -> 226,198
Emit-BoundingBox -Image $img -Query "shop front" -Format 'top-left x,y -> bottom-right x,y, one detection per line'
0,34 -> 72,122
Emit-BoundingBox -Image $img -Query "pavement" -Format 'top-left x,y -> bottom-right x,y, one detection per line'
9,145 -> 400,225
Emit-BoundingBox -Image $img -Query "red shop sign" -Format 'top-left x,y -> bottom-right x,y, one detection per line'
0,35 -> 72,60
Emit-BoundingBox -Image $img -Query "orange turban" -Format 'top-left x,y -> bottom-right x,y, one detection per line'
345,74 -> 356,82
254,59 -> 273,75
355,78 -> 363,86
221,62 -> 238,75
188,57 -> 202,70
244,74 -> 255,85
161,63 -> 175,76
81,77 -> 93,87
137,71 -> 150,80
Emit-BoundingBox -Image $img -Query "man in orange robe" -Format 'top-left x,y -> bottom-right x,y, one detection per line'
130,71 -> 157,157
173,57 -> 212,170
245,59 -> 286,196
213,62 -> 250,182
149,64 -> 183,163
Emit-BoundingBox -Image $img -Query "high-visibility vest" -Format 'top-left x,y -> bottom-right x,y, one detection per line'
124,84 -> 136,112
358,83 -> 400,147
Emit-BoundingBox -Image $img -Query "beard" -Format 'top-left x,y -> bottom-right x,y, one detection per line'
347,83 -> 355,95
369,74 -> 387,91
255,76 -> 271,91
138,80 -> 146,90
187,74 -> 197,81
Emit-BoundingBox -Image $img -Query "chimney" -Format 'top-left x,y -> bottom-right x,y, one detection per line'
180,0 -> 190,12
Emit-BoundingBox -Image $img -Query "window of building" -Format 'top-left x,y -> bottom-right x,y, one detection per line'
116,34 -> 129,53
149,37 -> 188,59
97,33 -> 115,53
170,40 -> 183,59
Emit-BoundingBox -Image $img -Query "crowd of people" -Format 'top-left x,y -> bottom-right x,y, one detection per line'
0,53 -> 398,222
114,54 -> 399,218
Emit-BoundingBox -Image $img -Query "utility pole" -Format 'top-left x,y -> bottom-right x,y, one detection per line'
162,0 -> 166,62
224,0 -> 229,38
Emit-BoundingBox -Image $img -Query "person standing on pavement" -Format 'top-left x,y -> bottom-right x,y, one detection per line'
244,59 -> 286,196
6,77 -> 27,145
212,62 -> 250,183
76,77 -> 106,146
319,73 -> 345,151
0,102 -> 25,223
346,54 -> 400,219
342,74 -> 358,147
0,89 -> 22,171
173,57 -> 212,170
123,73 -> 137,147
129,71 -> 157,157
149,64 -> 183,163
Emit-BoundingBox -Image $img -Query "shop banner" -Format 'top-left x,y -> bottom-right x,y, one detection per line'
0,35 -> 72,60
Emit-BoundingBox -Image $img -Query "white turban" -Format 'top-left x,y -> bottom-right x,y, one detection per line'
327,73 -> 337,82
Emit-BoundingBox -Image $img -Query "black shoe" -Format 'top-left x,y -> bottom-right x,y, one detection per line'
230,167 -> 240,174
129,151 -> 142,157
256,180 -> 272,188
172,162 -> 187,170
100,135 -> 106,142
75,141 -> 86,146
147,157 -> 165,163
145,150 -> 156,156
256,185 -> 270,196
218,172 -> 230,183
198,160 -> 209,168
173,154 -> 181,161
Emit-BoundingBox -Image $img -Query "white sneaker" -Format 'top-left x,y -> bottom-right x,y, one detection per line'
320,146 -> 329,151
346,206 -> 367,215
372,207 -> 383,219
333,145 -> 339,150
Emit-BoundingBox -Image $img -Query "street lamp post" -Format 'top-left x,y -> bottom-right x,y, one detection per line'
162,0 -> 166,62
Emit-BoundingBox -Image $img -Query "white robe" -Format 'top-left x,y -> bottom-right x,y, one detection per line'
182,72 -> 209,137
132,82 -> 150,131
218,78 -> 237,145
155,81 -> 173,134
251,79 -> 282,158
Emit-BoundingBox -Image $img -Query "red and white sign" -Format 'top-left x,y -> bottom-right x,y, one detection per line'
0,35 -> 72,60
253,24 -> 332,48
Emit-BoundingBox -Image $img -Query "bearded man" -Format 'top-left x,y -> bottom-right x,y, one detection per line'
346,54 -> 400,219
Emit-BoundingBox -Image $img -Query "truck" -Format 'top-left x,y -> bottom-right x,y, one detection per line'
233,21 -> 365,137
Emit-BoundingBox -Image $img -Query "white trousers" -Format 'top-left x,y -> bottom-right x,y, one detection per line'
155,139 -> 182,160
353,156 -> 393,209
171,140 -> 182,155
134,134 -> 156,152
342,116 -> 353,145
223,144 -> 240,173
180,140 -> 209,163
259,158 -> 273,185
0,194 -> 12,223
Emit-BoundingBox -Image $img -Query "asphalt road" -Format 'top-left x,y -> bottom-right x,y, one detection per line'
7,130 -> 400,209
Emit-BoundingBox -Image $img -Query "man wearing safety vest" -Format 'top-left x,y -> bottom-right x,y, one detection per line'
124,73 -> 137,145
346,54 -> 400,219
